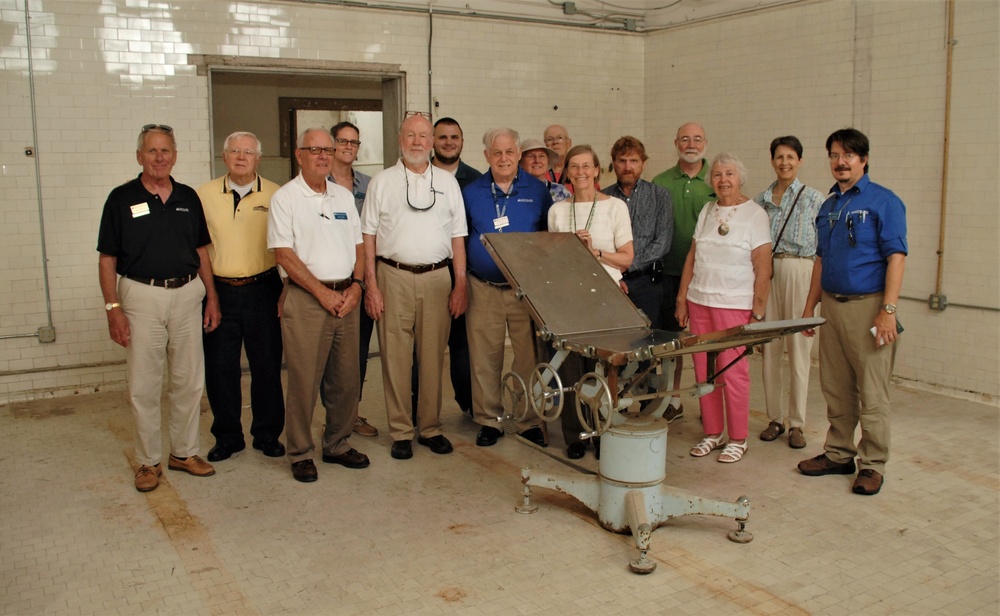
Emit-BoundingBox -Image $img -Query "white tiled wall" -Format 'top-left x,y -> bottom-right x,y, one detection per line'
0,0 -> 996,402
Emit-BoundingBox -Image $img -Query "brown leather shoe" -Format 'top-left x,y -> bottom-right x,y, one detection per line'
134,464 -> 162,492
353,416 -> 378,437
322,448 -> 370,469
798,453 -> 856,476
291,459 -> 318,483
167,454 -> 216,477
760,421 -> 785,441
788,427 -> 807,449
853,469 -> 883,495
664,404 -> 684,423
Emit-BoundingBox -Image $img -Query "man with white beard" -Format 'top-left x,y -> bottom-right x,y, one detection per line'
652,122 -> 714,423
361,114 -> 469,461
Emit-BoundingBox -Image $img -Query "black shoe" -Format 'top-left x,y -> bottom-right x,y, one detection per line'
207,442 -> 245,462
291,459 -> 317,483
253,440 -> 285,458
476,426 -> 504,447
417,435 -> 453,455
391,440 -> 413,460
322,448 -> 370,469
518,427 -> 547,447
566,442 -> 586,459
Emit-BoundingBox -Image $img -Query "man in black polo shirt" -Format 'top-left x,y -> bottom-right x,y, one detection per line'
97,124 -> 221,492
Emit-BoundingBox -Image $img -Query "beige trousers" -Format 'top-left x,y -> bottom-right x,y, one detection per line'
762,257 -> 815,428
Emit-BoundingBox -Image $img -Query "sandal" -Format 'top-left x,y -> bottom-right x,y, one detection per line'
690,434 -> 727,457
717,441 -> 748,463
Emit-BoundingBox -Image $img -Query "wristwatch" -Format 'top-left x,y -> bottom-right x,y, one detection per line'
882,303 -> 896,314
105,302 -> 121,311
350,277 -> 366,292
751,312 -> 765,322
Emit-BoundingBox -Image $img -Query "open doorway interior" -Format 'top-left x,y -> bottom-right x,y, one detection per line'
209,69 -> 402,184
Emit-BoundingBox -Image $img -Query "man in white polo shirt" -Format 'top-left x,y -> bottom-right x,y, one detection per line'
361,113 -> 468,461
268,127 -> 370,483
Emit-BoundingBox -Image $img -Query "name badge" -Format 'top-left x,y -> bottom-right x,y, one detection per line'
494,216 -> 509,230
334,212 -> 348,220
130,203 -> 150,218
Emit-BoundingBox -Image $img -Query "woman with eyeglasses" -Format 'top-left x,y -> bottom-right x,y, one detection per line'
547,144 -> 634,460
675,153 -> 771,463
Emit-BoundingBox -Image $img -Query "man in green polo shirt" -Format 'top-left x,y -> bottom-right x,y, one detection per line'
652,122 -> 714,423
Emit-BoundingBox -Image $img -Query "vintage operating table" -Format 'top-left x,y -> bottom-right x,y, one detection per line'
481,232 -> 824,574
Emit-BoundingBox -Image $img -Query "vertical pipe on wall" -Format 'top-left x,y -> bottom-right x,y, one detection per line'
427,3 -> 434,115
935,0 -> 956,296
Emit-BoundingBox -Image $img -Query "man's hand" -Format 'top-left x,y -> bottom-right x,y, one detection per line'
316,286 -> 345,315
336,285 -> 362,318
107,309 -> 130,348
449,280 -> 467,317
365,284 -> 384,321
203,296 -> 221,333
872,310 -> 897,348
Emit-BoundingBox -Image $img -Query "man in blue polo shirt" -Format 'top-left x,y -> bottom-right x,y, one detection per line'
798,128 -> 907,496
464,128 -> 552,447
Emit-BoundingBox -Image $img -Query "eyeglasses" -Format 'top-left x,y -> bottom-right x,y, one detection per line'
677,136 -> 704,145
567,163 -> 596,172
226,148 -> 258,157
405,110 -> 432,120
846,215 -> 856,247
405,166 -> 436,211
142,124 -> 173,134
334,137 -> 361,148
299,146 -> 335,156
544,136 -> 567,145
828,152 -> 859,162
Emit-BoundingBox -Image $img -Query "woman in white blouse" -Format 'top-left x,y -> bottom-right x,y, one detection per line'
675,153 -> 771,463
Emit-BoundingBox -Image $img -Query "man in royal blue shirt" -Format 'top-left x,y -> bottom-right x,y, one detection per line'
798,128 -> 907,496
463,127 -> 552,447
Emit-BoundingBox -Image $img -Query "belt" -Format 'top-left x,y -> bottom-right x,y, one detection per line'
470,272 -> 510,289
773,253 -> 815,260
124,273 -> 196,289
621,263 -> 657,281
215,267 -> 278,287
289,278 -> 353,292
378,256 -> 450,274
831,292 -> 879,303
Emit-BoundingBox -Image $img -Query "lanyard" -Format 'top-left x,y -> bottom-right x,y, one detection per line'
490,170 -> 517,220
569,194 -> 598,231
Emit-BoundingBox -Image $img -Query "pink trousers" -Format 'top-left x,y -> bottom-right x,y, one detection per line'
688,301 -> 751,440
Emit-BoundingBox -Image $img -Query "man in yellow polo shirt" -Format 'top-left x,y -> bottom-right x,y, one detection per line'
197,131 -> 285,462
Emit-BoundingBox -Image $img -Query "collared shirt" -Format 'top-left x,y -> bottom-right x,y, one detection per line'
754,178 -> 825,258
97,174 -> 210,279
361,160 -> 467,265
816,174 -> 908,296
267,173 -> 361,281
198,174 -> 280,278
454,160 -> 483,189
463,169 -> 552,283
652,160 -> 714,276
602,178 -> 673,272
328,169 -> 372,214
547,180 -> 571,203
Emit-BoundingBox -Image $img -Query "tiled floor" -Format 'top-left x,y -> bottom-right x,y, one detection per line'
1,354 -> 997,615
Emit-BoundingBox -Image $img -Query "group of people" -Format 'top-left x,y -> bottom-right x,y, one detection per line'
98,115 -> 905,497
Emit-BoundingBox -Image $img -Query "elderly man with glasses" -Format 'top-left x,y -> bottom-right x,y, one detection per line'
268,127 -> 371,483
197,131 -> 285,463
98,123 -> 220,492
361,113 -> 468,461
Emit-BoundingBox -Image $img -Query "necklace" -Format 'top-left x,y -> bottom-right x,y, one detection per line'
569,193 -> 598,231
715,201 -> 741,236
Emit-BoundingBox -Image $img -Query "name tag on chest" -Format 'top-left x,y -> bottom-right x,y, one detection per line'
130,203 -> 150,218
494,216 -> 509,230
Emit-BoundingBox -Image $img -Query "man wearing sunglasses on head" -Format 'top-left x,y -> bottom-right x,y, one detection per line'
98,124 -> 220,492
361,113 -> 468,461
797,128 -> 907,497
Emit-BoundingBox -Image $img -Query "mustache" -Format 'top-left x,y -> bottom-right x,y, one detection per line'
835,166 -> 851,172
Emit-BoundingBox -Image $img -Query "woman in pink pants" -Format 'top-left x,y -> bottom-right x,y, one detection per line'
675,153 -> 772,463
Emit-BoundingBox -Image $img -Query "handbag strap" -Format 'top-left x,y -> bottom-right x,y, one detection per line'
772,185 -> 807,254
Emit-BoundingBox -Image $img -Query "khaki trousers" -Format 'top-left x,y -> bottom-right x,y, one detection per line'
119,275 -> 206,466
375,264 -> 451,441
467,277 -> 540,432
281,284 -> 360,463
819,293 -> 896,474
762,257 -> 815,428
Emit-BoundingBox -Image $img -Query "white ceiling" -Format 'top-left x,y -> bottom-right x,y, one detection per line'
304,0 -> 805,31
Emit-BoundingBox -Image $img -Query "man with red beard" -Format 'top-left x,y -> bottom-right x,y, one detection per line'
602,136 -> 673,328
362,114 -> 468,461
652,122 -> 714,423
